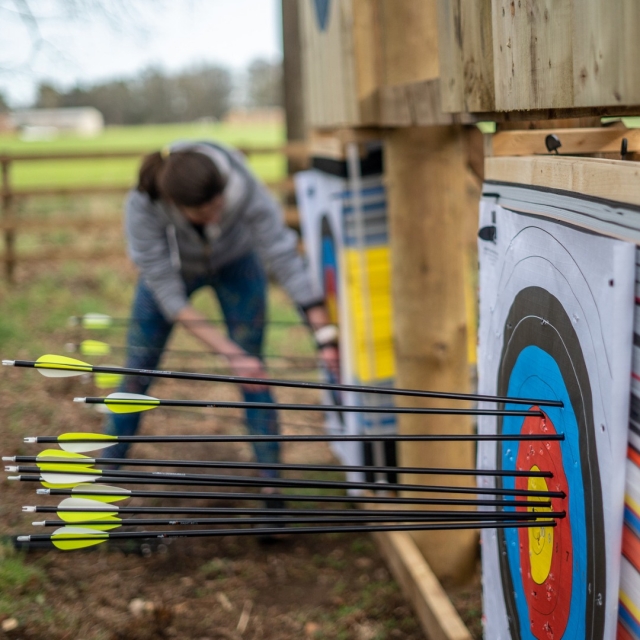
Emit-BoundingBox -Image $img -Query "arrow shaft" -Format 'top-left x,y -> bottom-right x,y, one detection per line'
77,396 -> 544,416
32,506 -> 551,517
10,358 -> 564,407
16,471 -> 564,498
36,512 -> 566,526
32,433 -> 564,445
38,487 -> 551,508
21,519 -> 558,543
18,456 -> 552,478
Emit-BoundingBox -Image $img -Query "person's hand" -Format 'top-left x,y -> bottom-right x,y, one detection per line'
319,344 -> 340,380
228,352 -> 269,392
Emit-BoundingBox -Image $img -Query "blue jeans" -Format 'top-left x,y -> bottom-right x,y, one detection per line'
103,253 -> 280,475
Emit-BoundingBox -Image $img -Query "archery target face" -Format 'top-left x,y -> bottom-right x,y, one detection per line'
477,201 -> 635,639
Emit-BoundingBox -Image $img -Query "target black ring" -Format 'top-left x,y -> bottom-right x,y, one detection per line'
496,286 -> 606,638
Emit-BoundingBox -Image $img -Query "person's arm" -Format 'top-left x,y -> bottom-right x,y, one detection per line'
305,304 -> 340,379
176,305 -> 268,391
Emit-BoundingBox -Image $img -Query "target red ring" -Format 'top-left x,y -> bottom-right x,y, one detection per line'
515,408 -> 572,638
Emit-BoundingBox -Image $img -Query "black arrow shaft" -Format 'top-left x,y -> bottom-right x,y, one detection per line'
38,512 -> 565,527
36,507 -> 551,518
23,456 -> 552,478
35,433 -> 564,444
20,471 -> 565,498
24,519 -> 558,542
80,396 -> 545,416
14,358 -> 564,407
39,487 -> 551,508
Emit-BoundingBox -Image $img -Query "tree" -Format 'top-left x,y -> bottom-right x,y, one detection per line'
35,83 -> 62,109
246,58 -> 283,108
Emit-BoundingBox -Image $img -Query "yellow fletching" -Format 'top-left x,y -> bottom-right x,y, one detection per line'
37,449 -> 91,462
80,340 -> 111,356
37,463 -> 98,474
59,433 -> 116,443
42,480 -> 91,489
59,510 -> 118,523
58,433 -> 116,453
81,313 -> 113,330
94,371 -> 124,390
51,527 -> 109,551
61,516 -> 121,531
71,484 -> 130,503
35,355 -> 92,376
104,394 -> 159,414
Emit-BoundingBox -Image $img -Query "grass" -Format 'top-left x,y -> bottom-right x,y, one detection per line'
0,121 -> 287,189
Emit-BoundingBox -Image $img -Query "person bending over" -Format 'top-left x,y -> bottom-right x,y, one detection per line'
103,141 -> 338,487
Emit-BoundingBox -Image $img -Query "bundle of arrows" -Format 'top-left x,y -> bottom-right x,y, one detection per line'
1,355 -> 565,551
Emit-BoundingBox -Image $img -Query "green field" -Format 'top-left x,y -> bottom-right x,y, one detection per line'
0,121 -> 287,189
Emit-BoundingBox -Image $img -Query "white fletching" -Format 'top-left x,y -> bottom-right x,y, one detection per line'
40,472 -> 98,484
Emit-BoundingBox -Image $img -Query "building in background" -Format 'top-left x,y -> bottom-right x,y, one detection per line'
11,107 -> 104,138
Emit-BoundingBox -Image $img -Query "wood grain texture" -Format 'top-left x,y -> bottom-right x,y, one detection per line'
490,127 -> 640,157
485,155 -> 640,206
371,528 -> 473,640
380,0 -> 440,87
492,0 -> 574,111
438,0 -> 495,113
572,0 -> 640,108
385,127 -> 477,583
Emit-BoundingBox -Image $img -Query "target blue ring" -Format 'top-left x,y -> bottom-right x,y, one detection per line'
501,345 -> 586,638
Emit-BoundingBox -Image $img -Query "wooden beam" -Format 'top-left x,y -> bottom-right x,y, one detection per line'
485,155 -> 640,206
371,529 -> 473,640
489,128 -> 640,157
379,0 -> 439,87
385,126 -> 477,584
437,0 -> 495,113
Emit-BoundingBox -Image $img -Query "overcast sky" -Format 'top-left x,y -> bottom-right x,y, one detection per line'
0,0 -> 282,107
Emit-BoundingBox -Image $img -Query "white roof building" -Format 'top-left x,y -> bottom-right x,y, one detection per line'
11,107 -> 104,136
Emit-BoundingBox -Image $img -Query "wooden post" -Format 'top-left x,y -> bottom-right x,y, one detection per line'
385,126 -> 478,584
282,0 -> 306,174
1,159 -> 15,283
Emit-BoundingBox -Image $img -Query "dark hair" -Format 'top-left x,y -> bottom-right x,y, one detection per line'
137,149 -> 227,206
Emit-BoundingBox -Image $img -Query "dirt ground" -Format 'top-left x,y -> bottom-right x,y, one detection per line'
0,259 -> 483,640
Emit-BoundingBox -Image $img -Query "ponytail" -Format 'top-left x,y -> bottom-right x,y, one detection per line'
136,148 -> 227,206
137,151 -> 165,201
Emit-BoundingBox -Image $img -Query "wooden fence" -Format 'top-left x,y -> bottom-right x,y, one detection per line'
0,144 -> 307,282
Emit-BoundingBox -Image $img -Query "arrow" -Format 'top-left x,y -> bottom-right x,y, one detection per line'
72,393 -> 546,417
64,341 -> 319,370
8,470 -> 565,498
26,431 -> 564,454
4,449 -> 552,479
4,355 -> 564,408
20,520 -> 558,551
32,510 -> 565,529
24,497 -> 555,522
35,484 -> 553,508
68,313 -> 305,329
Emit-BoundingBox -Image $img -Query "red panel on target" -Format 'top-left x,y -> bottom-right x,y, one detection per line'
515,409 -> 572,638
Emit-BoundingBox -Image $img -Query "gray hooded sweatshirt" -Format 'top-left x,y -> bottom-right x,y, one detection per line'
125,141 -> 323,321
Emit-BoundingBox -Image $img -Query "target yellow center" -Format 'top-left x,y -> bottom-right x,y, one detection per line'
527,465 -> 554,585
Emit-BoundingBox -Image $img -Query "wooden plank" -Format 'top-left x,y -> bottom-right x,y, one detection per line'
492,0 -> 574,111
485,155 -> 640,206
491,128 -> 640,157
572,0 -> 640,109
438,0 -> 495,113
371,529 -> 473,640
